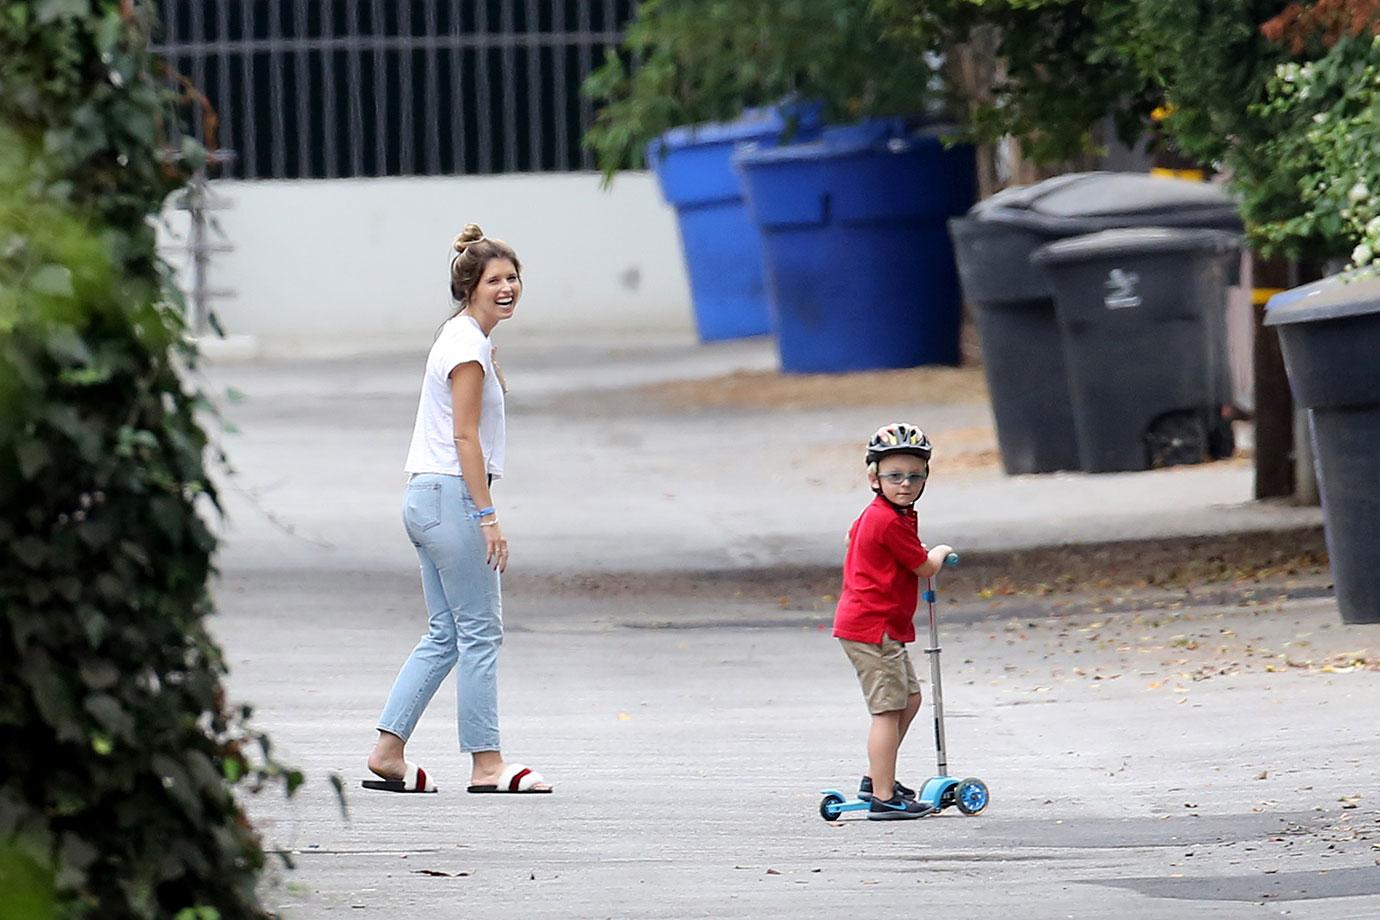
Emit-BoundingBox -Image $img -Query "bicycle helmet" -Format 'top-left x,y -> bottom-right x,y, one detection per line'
865,423 -> 933,466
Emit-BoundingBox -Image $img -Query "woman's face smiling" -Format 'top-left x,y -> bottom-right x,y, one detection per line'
468,258 -> 521,329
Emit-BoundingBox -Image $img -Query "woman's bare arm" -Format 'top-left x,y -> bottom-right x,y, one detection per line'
450,361 -> 494,510
450,361 -> 507,570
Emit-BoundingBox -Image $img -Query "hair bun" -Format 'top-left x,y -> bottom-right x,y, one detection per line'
452,223 -> 486,256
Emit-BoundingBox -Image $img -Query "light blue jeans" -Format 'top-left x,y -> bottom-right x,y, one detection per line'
376,473 -> 502,752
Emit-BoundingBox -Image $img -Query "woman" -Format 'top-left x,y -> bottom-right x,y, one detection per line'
363,223 -> 551,795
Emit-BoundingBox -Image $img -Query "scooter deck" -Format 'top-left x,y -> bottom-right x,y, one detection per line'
818,788 -> 872,818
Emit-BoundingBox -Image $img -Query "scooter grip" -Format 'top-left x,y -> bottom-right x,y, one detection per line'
944,552 -> 960,568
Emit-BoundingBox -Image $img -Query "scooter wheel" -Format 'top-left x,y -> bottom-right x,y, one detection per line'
955,778 -> 989,815
1146,411 -> 1209,469
819,792 -> 847,822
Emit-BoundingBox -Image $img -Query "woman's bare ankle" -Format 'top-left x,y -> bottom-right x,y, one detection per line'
469,750 -> 503,783
368,732 -> 407,779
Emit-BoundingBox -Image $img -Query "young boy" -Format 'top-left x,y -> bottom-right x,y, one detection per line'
833,423 -> 953,821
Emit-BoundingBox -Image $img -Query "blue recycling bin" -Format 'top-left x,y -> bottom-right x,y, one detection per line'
734,122 -> 976,372
648,106 -> 822,342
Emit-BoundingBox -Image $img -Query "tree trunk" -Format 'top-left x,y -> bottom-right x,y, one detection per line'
946,27 -> 1002,200
945,30 -> 1098,197
1250,254 -> 1307,500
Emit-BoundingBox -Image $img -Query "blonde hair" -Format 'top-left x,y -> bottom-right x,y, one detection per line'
449,223 -> 521,311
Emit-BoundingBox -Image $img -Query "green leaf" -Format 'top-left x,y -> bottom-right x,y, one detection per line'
93,573 -> 123,599
148,495 -> 184,541
29,264 -> 74,299
328,772 -> 350,820
75,519 -> 114,550
0,845 -> 56,920
58,365 -> 114,386
35,0 -> 86,24
21,652 -> 83,743
179,136 -> 209,172
84,694 -> 135,740
78,660 -> 120,690
43,325 -> 91,364
91,11 -> 124,56
151,754 -> 203,819
16,439 -> 50,478
174,909 -> 221,920
25,580 -> 53,605
52,577 -> 81,601
74,605 -> 108,647
13,537 -> 48,568
118,539 -> 150,568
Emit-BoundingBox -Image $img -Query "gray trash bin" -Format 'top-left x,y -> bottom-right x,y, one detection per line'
948,172 -> 1242,475
1266,274 -> 1380,625
1032,228 -> 1241,473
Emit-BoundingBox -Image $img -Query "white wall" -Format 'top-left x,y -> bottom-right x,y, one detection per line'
160,172 -> 693,355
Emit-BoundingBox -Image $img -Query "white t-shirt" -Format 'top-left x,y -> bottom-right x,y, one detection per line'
404,313 -> 506,479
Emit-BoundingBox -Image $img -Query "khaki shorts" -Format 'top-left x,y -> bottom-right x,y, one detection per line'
840,637 -> 922,714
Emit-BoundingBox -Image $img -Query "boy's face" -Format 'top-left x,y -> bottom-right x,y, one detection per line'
871,453 -> 930,506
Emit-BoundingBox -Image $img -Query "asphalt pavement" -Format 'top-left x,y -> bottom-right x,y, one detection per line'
198,334 -> 1380,919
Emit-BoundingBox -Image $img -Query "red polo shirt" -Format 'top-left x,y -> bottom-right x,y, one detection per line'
833,496 -> 929,643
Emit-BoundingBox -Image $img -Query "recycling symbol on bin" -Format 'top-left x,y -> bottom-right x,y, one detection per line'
1104,268 -> 1143,310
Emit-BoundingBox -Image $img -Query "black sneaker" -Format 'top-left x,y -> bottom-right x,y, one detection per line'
866,795 -> 936,821
859,776 -> 918,802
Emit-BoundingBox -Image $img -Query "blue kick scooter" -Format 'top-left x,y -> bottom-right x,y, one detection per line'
819,553 -> 990,820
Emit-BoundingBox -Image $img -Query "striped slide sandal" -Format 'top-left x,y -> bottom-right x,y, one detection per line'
467,763 -> 552,794
361,761 -> 437,793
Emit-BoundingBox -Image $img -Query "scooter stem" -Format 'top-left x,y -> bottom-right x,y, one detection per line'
924,572 -> 948,778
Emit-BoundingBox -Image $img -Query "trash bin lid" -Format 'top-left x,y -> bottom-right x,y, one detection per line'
1265,271 -> 1380,326
1031,227 -> 1242,266
733,121 -> 943,166
656,102 -> 823,151
972,172 -> 1093,212
970,171 -> 1242,232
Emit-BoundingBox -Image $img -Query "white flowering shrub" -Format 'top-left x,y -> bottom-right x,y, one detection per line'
1254,33 -> 1380,270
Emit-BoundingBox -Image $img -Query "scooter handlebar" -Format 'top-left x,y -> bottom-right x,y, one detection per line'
944,552 -> 960,568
